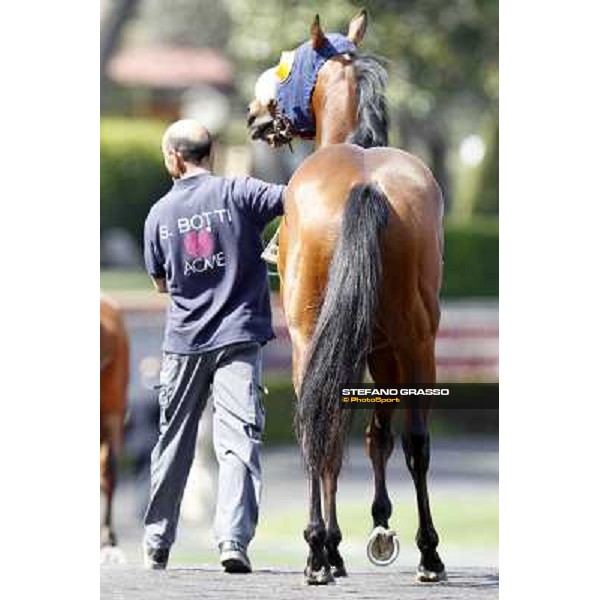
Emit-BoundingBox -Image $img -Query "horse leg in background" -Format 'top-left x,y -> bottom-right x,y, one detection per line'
401,350 -> 446,582
322,449 -> 346,577
100,296 -> 129,563
365,349 -> 399,565
100,416 -> 127,565
100,427 -> 117,547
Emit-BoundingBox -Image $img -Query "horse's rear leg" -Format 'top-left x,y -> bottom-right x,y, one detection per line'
401,350 -> 446,581
322,451 -> 346,577
303,468 -> 333,584
365,351 -> 399,565
290,329 -> 334,585
402,409 -> 446,581
366,407 -> 394,529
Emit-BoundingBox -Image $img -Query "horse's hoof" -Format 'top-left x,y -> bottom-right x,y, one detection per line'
332,564 -> 347,577
326,548 -> 347,577
100,546 -> 126,565
304,566 -> 335,585
100,526 -> 117,548
366,526 -> 400,566
416,565 -> 447,583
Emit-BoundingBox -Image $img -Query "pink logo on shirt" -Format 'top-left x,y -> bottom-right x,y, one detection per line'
183,230 -> 215,258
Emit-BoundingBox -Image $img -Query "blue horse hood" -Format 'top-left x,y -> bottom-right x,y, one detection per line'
275,34 -> 356,137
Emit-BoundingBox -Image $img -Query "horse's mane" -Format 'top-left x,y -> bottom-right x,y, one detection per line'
347,53 -> 389,148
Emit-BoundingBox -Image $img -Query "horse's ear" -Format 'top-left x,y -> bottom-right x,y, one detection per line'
310,14 -> 326,49
348,8 -> 368,46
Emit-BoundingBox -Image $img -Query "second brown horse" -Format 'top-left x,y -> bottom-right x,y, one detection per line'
100,294 -> 129,552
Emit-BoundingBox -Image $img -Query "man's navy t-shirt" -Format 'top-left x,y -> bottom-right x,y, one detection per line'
143,172 -> 285,354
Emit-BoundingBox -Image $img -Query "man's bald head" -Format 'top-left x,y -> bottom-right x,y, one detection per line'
162,120 -> 214,176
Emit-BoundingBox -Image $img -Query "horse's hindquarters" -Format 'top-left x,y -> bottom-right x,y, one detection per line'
283,144 -> 443,368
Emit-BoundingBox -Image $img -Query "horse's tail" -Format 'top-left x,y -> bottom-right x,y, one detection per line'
295,182 -> 389,472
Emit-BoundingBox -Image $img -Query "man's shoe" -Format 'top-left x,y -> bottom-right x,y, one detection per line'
219,541 -> 252,573
142,544 -> 170,570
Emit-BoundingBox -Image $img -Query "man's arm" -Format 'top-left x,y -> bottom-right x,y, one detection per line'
231,177 -> 286,228
143,211 -> 168,293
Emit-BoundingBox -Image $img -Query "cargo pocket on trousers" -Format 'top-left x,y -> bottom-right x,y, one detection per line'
244,379 -> 265,441
157,353 -> 184,427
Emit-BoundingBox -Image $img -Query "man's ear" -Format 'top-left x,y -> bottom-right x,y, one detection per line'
173,151 -> 186,178
348,8 -> 368,46
310,14 -> 326,49
207,143 -> 216,170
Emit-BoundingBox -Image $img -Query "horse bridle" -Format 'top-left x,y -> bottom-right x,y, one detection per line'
264,102 -> 295,149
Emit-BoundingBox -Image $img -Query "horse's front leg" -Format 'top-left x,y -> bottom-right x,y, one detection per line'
322,450 -> 346,577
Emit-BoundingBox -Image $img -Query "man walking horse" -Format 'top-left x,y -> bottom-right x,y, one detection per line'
248,10 -> 446,584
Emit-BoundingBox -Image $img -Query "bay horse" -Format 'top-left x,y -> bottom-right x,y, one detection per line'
248,11 -> 446,584
100,294 -> 129,557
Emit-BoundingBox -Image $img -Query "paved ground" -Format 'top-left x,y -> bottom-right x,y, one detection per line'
101,565 -> 499,600
102,439 -> 498,598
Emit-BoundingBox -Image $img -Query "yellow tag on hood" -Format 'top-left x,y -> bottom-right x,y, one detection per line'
275,50 -> 295,82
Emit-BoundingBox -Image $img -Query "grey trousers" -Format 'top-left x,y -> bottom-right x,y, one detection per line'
143,341 -> 265,551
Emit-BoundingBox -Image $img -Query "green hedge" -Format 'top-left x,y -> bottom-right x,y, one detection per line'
264,217 -> 498,298
442,217 -> 498,298
101,118 -> 171,246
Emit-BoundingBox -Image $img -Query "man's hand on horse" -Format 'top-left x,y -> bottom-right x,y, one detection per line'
152,277 -> 167,293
